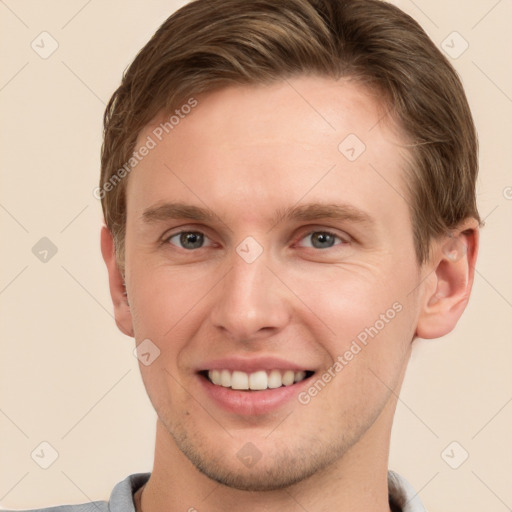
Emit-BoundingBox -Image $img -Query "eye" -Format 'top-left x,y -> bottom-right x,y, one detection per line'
298,231 -> 344,249
166,231 -> 212,250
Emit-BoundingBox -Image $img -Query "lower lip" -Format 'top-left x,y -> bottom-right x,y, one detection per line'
198,374 -> 312,416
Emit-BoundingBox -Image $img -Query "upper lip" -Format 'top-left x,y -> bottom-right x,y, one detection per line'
197,356 -> 315,373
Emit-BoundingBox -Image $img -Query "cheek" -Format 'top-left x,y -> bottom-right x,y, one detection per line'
128,267 -> 203,411
127,265 -> 213,406
286,262 -> 407,338
286,262 -> 418,382
129,262 -> 210,339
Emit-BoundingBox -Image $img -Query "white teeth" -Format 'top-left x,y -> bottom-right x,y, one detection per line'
294,371 -> 306,383
220,369 -> 231,387
249,370 -> 267,390
231,370 -> 249,390
282,370 -> 295,386
267,369 -> 282,389
206,369 -> 309,390
210,369 -> 221,385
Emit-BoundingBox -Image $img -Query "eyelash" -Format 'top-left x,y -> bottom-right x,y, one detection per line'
162,229 -> 348,251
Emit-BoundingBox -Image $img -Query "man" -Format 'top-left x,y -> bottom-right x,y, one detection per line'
15,0 -> 481,510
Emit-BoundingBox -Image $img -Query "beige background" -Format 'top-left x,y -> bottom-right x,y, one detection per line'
0,0 -> 511,510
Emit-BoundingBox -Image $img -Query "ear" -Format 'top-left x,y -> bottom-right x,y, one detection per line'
415,219 -> 479,339
100,226 -> 134,337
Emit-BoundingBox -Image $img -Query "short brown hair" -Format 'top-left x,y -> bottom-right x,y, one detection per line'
100,0 -> 480,272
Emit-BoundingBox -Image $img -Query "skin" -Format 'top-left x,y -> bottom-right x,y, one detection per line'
101,76 -> 478,512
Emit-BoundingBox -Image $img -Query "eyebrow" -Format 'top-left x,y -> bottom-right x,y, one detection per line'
142,203 -> 217,223
141,201 -> 374,228
274,203 -> 374,227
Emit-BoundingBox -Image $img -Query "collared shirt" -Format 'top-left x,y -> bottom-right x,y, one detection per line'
4,471 -> 426,511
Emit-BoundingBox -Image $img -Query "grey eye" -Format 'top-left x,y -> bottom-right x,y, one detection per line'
310,232 -> 337,249
169,231 -> 205,249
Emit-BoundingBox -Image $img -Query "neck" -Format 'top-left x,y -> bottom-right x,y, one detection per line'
141,399 -> 397,512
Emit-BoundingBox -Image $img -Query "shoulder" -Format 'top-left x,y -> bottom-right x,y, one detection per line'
388,470 -> 428,512
0,502 -> 108,512
1,473 -> 151,512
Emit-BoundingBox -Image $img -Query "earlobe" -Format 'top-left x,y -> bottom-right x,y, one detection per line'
415,220 -> 479,340
100,226 -> 134,337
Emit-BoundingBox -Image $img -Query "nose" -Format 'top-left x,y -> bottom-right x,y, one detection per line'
210,252 -> 292,341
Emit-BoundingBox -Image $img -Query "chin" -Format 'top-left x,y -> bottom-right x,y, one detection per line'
189,448 -> 332,491
165,417 -> 347,491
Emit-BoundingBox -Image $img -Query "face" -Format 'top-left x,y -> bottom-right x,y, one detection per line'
122,76 -> 426,490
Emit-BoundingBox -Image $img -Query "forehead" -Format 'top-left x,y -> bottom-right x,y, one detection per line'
126,76 -> 411,231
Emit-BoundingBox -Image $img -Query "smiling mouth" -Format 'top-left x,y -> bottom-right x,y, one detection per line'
200,369 -> 315,391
